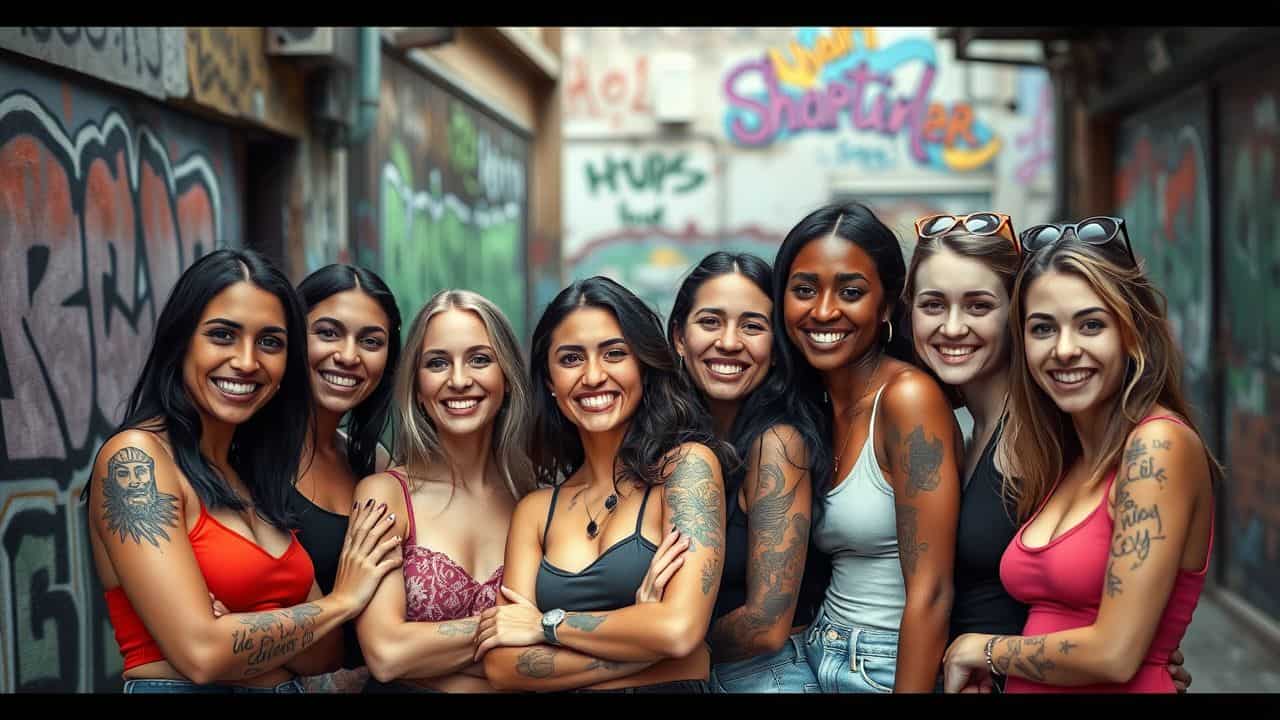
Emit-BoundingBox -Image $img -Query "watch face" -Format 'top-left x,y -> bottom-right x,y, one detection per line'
544,608 -> 566,626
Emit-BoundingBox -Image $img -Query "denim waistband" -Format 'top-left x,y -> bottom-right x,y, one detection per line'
807,610 -> 899,658
122,678 -> 304,694
712,630 -> 807,678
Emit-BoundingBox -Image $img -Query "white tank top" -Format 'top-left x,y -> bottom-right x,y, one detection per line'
812,385 -> 906,632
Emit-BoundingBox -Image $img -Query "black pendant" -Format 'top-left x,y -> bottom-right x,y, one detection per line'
587,520 -> 599,538
604,494 -> 618,512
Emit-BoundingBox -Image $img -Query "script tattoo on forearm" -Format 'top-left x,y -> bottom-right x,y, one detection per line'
101,446 -> 180,547
666,454 -> 724,554
895,504 -> 928,577
1002,635 -> 1055,682
516,647 -> 556,678
565,613 -> 606,632
1110,436 -> 1170,573
437,619 -> 477,636
232,603 -> 322,677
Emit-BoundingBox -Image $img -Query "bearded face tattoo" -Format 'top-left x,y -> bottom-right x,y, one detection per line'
102,447 -> 180,547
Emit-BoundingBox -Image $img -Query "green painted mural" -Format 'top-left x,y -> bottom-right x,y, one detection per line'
355,54 -> 531,340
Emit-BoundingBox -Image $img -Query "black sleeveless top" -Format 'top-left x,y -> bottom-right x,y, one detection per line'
536,483 -> 658,612
949,423 -> 1029,642
288,485 -> 365,669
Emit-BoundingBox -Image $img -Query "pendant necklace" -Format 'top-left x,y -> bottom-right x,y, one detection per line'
584,488 -> 619,538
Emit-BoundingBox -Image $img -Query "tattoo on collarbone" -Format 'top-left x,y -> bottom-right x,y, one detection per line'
516,647 -> 556,678
565,613 -> 606,632
438,619 -> 478,636
666,454 -> 724,554
894,504 -> 928,576
101,446 -> 180,547
232,603 -> 323,676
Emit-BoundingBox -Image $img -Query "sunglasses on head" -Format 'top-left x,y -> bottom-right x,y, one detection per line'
1018,216 -> 1137,266
914,212 -> 1019,255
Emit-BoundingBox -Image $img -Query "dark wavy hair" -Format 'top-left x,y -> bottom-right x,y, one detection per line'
529,276 -> 731,489
107,248 -> 313,530
297,264 -> 402,478
771,201 -> 911,498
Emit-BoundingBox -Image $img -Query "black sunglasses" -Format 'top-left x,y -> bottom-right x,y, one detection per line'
1018,216 -> 1137,266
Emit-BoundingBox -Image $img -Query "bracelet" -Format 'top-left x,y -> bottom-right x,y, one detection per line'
985,635 -> 1004,677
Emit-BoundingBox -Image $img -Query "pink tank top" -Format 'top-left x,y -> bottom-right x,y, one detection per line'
388,470 -> 503,622
999,415 -> 1212,693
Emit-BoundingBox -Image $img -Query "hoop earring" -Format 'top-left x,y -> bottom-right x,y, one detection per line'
885,320 -> 894,345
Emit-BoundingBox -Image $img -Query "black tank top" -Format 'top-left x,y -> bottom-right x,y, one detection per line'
949,422 -> 1029,642
536,483 -> 658,612
288,485 -> 365,669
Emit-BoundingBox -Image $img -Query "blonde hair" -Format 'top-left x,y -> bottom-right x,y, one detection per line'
1002,241 -> 1222,520
391,290 -> 535,500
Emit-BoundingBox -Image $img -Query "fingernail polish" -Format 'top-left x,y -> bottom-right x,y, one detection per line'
366,498 -> 374,508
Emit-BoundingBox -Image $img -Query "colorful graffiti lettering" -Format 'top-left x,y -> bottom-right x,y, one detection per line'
768,27 -> 878,89
0,84 -> 235,691
1013,68 -> 1054,185
722,29 -> 1001,173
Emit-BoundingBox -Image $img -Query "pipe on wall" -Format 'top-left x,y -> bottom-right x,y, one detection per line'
349,26 -> 381,145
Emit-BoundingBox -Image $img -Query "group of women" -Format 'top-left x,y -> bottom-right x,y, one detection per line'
89,199 -> 1216,694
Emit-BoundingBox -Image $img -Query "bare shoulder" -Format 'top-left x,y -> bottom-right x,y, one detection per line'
1123,411 -> 1210,490
879,364 -> 952,419
91,428 -> 185,547
661,442 -> 722,484
752,424 -> 809,470
354,469 -> 408,506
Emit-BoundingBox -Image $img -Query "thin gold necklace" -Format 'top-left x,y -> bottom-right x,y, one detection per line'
833,353 -> 883,469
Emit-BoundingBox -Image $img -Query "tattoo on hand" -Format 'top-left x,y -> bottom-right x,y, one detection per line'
101,447 -> 180,547
565,613 -> 606,632
666,454 -> 724,554
438,619 -> 478,636
516,647 -> 555,678
895,504 -> 928,576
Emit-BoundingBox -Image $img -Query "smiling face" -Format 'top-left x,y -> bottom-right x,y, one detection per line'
307,289 -> 391,417
783,234 -> 890,373
417,308 -> 507,438
1022,270 -> 1128,418
910,247 -> 1012,388
675,273 -> 773,404
181,281 -> 289,429
546,306 -> 643,435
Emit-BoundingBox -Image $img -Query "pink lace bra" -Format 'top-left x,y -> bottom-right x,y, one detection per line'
388,470 -> 503,623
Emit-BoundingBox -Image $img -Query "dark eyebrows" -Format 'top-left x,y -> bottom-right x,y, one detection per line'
918,289 -> 998,299
554,337 -> 626,354
262,326 -> 287,336
203,318 -> 242,330
1074,306 -> 1109,319
741,311 -> 770,324
1027,312 -> 1055,323
835,272 -> 867,284
599,337 -> 627,349
790,272 -> 818,284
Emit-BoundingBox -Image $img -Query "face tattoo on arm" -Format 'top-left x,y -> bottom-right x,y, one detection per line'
102,447 -> 181,547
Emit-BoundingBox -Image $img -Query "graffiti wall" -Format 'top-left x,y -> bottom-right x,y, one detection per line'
0,28 -> 189,100
563,28 -> 1054,322
1217,71 -> 1280,618
1113,87 -> 1216,442
352,53 -> 530,338
184,27 -> 306,138
0,57 -> 242,691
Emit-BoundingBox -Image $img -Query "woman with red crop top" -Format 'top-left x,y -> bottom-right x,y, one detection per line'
351,290 -> 539,693
89,249 -> 403,693
941,217 -> 1219,693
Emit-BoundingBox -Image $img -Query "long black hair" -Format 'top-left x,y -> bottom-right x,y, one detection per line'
529,276 -> 732,489
771,201 -> 911,498
667,252 -> 826,496
113,248 -> 313,530
297,264 -> 402,478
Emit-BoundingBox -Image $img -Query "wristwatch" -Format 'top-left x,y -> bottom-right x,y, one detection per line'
541,608 -> 566,645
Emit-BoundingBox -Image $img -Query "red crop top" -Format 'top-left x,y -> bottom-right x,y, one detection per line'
104,502 -> 315,671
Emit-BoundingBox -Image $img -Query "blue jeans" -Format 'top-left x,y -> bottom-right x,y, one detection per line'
710,632 -> 819,693
804,611 -> 899,694
122,678 -> 304,694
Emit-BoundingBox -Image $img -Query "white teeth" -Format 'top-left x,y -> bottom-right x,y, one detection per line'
938,346 -> 977,357
1050,369 -> 1094,384
708,362 -> 745,376
808,331 -> 848,344
578,393 -> 615,409
445,399 -> 479,410
213,379 -> 258,396
322,372 -> 359,387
